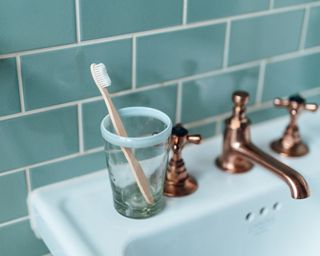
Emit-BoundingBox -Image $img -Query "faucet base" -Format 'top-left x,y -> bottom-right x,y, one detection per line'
164,175 -> 198,197
270,139 -> 309,157
215,156 -> 253,174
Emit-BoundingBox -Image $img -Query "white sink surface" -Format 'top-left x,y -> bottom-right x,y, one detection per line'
29,112 -> 320,256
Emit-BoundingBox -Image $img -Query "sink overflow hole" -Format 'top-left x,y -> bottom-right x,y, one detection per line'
273,202 -> 281,211
245,202 -> 281,222
245,212 -> 254,222
259,207 -> 268,216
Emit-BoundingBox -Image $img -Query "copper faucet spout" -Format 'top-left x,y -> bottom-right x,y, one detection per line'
216,91 -> 310,200
237,143 -> 310,199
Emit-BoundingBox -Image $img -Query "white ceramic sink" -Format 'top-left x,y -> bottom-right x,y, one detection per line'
29,112 -> 320,256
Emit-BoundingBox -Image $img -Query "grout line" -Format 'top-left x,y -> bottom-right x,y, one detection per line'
215,121 -> 222,135
0,86 -> 319,181
3,1 -> 320,60
247,101 -> 274,112
5,42 -> 320,123
0,34 -> 132,60
145,61 -> 261,88
256,61 -> 266,104
75,0 -> 81,43
267,44 -> 320,63
131,36 -> 137,89
25,168 -> 32,193
175,82 -> 183,123
2,153 -> 80,174
269,0 -> 275,9
2,45 -> 320,124
16,56 -> 25,112
0,216 -> 29,228
81,146 -> 105,154
0,146 -> 104,177
223,20 -> 231,68
300,86 -> 320,97
184,100 -> 277,129
112,82 -> 175,96
184,87 -> 320,132
0,95 -> 102,122
183,0 -> 188,25
0,168 -> 24,178
185,118 -> 216,129
185,113 -> 231,128
299,7 -> 310,50
0,63 -> 260,122
77,104 -> 84,153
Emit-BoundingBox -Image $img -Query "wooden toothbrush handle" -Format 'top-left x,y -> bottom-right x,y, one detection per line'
101,87 -> 154,204
121,147 -> 155,204
101,87 -> 128,137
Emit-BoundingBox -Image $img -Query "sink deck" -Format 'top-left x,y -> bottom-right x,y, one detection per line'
29,112 -> 320,256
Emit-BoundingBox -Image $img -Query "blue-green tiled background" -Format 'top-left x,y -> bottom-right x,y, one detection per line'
1,1 -> 320,255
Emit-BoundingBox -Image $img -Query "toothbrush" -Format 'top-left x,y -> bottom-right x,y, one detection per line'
90,63 -> 154,204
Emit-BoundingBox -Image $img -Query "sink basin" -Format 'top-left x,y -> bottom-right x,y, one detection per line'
29,112 -> 320,256
126,180 -> 320,256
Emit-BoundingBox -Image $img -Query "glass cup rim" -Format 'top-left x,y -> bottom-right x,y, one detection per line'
100,107 -> 172,148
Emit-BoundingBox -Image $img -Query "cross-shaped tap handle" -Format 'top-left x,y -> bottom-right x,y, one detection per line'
164,124 -> 202,197
271,94 -> 318,157
171,124 -> 201,151
273,94 -> 318,114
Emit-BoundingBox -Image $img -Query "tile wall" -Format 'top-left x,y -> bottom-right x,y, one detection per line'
1,0 -> 320,254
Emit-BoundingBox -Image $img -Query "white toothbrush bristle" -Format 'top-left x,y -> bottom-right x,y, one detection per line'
91,63 -> 112,88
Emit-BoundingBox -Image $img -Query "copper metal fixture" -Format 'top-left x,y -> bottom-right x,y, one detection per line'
164,124 -> 201,197
270,94 -> 318,157
216,91 -> 310,199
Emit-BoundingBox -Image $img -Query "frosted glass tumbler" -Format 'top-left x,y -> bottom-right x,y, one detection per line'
100,107 -> 172,219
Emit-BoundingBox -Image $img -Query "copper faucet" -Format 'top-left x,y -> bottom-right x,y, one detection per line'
216,91 -> 310,199
270,94 -> 318,157
164,124 -> 201,197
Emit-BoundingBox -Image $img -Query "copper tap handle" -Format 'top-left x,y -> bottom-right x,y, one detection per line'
165,124 -> 201,197
171,124 -> 202,148
273,98 -> 290,107
186,135 -> 201,144
273,94 -> 318,114
270,94 -> 318,157
305,103 -> 318,112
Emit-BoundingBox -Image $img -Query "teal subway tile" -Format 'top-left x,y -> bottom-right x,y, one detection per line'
22,40 -> 131,110
188,0 -> 269,23
0,220 -> 48,256
83,100 -> 106,150
188,122 -> 216,140
181,67 -> 259,123
0,107 -> 78,173
83,85 -> 177,149
248,107 -> 287,124
263,53 -> 320,101
30,151 -> 105,189
80,0 -> 182,40
0,0 -> 75,54
306,94 -> 320,102
229,11 -> 304,65
274,0 -> 318,7
305,7 -> 320,48
0,172 -> 28,223
137,25 -> 225,86
114,86 -> 177,121
0,58 -> 21,116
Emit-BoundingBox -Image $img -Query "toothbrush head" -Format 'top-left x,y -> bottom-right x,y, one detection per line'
90,63 -> 112,88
